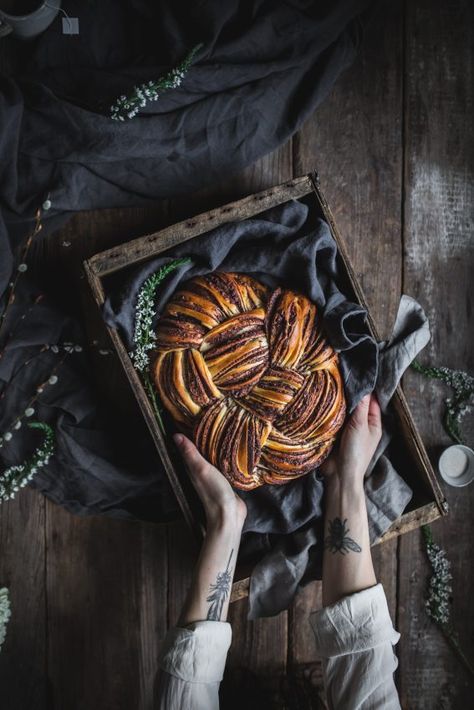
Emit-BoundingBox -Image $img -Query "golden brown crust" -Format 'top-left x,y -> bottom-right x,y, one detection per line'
153,272 -> 346,489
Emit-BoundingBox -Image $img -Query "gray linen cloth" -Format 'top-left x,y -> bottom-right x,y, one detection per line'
103,199 -> 429,618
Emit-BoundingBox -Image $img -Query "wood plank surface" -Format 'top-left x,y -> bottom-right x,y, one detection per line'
45,506 -> 166,710
1,1 -> 473,708
289,0 -> 404,674
398,1 -> 474,707
0,490 -> 47,710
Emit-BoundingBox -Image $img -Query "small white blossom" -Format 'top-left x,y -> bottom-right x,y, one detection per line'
48,375 -> 58,385
13,421 -> 22,430
0,423 -> 55,503
3,433 -> 12,442
0,588 -> 11,651
17,263 -> 28,273
423,527 -> 452,629
110,43 -> 202,121
413,361 -> 474,443
25,407 -> 35,417
42,199 -> 52,210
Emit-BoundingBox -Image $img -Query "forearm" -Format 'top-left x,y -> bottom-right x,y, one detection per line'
179,515 -> 242,625
322,476 -> 376,607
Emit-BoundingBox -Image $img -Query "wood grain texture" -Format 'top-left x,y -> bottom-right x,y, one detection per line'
0,490 -> 47,710
1,1 -> 473,707
46,503 -> 167,710
398,0 -> 474,707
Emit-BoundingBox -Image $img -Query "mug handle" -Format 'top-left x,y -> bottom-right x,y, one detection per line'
0,20 -> 13,38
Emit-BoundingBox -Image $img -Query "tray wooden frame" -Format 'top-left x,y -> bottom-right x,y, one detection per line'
84,172 -> 448,603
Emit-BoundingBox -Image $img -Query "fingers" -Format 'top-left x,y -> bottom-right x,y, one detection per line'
173,433 -> 209,476
348,393 -> 371,429
367,394 -> 382,432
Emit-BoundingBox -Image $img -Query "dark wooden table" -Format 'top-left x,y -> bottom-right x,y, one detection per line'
1,1 -> 473,708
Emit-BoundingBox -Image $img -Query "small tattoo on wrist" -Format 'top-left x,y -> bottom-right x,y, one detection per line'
324,518 -> 362,555
206,549 -> 234,620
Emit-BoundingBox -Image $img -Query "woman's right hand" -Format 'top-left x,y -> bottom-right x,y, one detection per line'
173,433 -> 247,532
321,393 -> 382,485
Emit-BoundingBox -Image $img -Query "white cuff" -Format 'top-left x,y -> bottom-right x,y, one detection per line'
310,583 -> 400,658
159,621 -> 232,683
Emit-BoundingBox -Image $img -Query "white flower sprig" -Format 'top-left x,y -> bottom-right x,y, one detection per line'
110,43 -> 203,121
411,360 -> 474,443
423,525 -> 453,627
0,587 -> 11,652
422,526 -> 474,678
0,422 -> 55,503
130,258 -> 191,432
131,258 -> 190,372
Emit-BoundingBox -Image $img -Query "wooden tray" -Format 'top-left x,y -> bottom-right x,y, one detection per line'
84,173 -> 448,602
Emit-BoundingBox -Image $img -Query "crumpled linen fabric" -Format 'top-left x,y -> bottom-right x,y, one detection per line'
104,199 -> 428,617
0,0 -> 374,520
1,0 -> 373,217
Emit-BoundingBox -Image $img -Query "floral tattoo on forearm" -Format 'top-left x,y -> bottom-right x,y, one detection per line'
324,518 -> 362,555
206,550 -> 234,621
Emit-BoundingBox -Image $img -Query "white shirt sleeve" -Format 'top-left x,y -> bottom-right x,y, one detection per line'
310,583 -> 401,710
157,620 -> 232,710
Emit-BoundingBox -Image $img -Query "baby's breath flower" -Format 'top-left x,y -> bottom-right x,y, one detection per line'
0,422 -> 55,503
0,587 -> 11,651
130,258 -> 191,433
110,43 -> 203,121
130,258 -> 190,373
411,360 -> 474,443
422,526 -> 474,678
423,526 -> 452,627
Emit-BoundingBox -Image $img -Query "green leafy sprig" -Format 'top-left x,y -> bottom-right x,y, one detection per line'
0,587 -> 11,652
110,43 -> 203,121
411,360 -> 473,443
0,422 -> 55,503
422,526 -> 474,678
130,258 -> 191,433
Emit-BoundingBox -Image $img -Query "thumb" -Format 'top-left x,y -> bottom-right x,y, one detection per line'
348,394 -> 371,429
173,433 -> 208,476
367,394 -> 382,432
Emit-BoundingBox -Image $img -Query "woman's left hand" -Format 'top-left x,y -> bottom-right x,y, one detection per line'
173,433 -> 247,532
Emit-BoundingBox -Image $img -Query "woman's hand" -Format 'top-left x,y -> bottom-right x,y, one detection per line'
173,434 -> 246,623
321,393 -> 382,485
321,393 -> 381,606
173,433 -> 247,532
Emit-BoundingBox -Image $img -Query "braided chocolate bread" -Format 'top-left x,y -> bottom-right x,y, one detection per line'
153,272 -> 346,490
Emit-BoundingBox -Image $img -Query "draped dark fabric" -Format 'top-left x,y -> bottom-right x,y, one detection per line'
1,0 -> 374,523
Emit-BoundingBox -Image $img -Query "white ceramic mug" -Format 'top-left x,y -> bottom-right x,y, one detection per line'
0,0 -> 61,40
